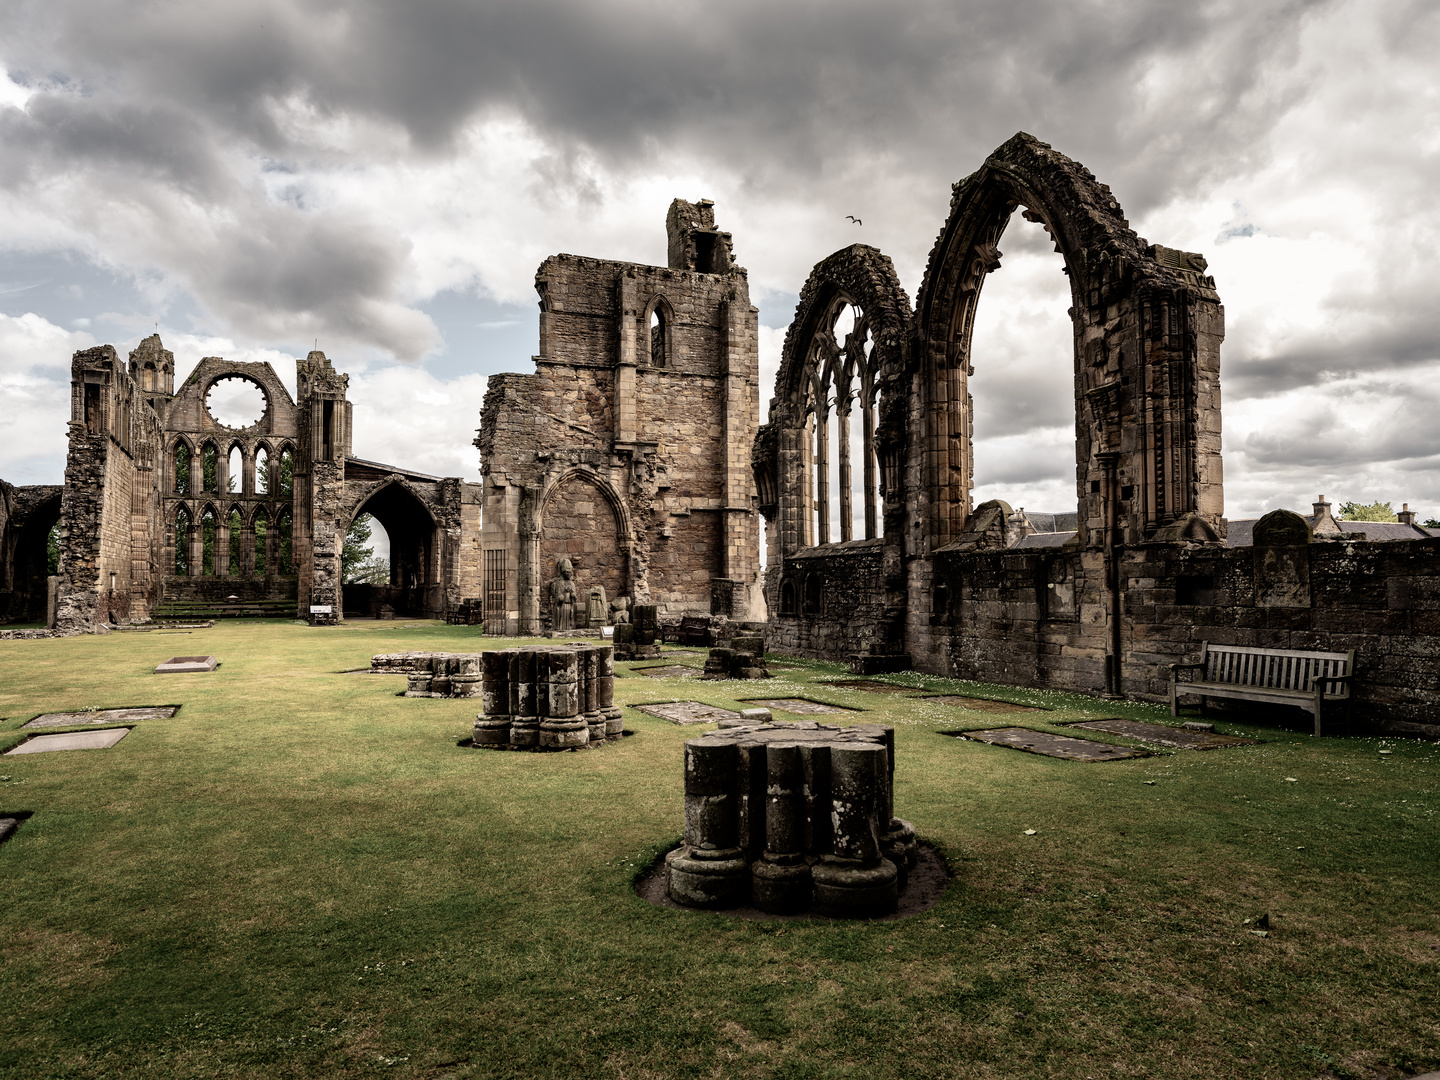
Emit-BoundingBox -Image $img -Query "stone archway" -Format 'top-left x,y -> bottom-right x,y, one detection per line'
348,480 -> 439,617
1,490 -> 62,624
915,132 -> 1225,551
538,471 -> 627,629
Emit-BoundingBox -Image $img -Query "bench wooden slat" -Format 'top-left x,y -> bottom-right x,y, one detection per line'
1171,642 -> 1354,736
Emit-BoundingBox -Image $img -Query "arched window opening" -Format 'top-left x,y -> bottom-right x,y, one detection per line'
200,508 -> 217,576
201,444 -> 219,494
253,510 -> 270,576
174,443 -> 191,494
255,447 -> 270,495
227,446 -> 242,495
779,579 -> 798,617
277,447 -> 294,498
807,301 -> 882,546
651,309 -> 664,368
227,508 -> 243,577
932,582 -> 949,622
277,509 -> 293,575
967,207 -> 1074,519
143,362 -> 155,391
803,573 -> 822,615
174,506 -> 191,575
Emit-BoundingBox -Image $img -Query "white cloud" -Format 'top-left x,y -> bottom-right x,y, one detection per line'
0,312 -> 93,481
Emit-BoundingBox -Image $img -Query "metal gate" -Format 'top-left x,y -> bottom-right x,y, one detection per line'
483,548 -> 508,635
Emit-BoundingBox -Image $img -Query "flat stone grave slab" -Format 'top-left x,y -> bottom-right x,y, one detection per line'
634,701 -> 743,725
634,665 -> 702,679
661,650 -> 703,657
820,680 -> 920,695
6,727 -> 132,755
740,698 -> 857,715
154,655 -> 218,674
1069,718 -> 1256,750
25,706 -> 178,729
947,727 -> 1149,762
919,694 -> 1043,714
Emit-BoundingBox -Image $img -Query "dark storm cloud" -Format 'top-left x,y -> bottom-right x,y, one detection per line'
10,0 -> 1327,197
0,0 -> 1352,362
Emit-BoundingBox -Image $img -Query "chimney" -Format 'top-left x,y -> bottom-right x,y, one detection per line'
1397,503 -> 1416,526
1311,494 -> 1341,537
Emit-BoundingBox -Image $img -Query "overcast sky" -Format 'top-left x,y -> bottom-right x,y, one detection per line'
2,0 -> 1437,526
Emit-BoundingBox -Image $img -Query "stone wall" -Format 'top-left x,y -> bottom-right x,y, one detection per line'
477,199 -> 763,634
38,336 -> 481,629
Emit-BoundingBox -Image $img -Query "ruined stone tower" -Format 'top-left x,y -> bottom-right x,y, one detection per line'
476,199 -> 762,634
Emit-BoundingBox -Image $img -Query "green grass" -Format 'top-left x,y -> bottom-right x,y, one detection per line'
1,620 -> 1437,1080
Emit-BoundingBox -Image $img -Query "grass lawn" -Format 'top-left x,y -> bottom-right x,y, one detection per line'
0,619 -> 1437,1080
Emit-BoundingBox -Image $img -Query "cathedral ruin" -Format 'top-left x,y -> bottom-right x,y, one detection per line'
4,336 -> 481,630
475,198 -> 762,634
4,133 -> 1438,735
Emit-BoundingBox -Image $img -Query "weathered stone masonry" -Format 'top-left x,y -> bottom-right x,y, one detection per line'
477,200 -> 762,634
33,335 -> 480,630
755,133 -> 1440,735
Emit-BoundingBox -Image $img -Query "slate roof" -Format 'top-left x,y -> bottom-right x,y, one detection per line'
1224,516 -> 1434,547
1023,511 -> 1078,533
1013,531 -> 1076,550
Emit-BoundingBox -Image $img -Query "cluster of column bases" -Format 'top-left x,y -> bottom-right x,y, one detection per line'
667,722 -> 919,919
471,644 -> 625,750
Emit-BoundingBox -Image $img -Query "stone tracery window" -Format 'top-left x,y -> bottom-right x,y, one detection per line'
174,505 -> 191,575
253,508 -> 270,576
255,446 -> 270,495
174,442 -> 191,495
804,300 -> 882,544
200,507 -> 218,576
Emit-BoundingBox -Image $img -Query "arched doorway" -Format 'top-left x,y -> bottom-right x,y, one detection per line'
346,482 -> 438,618
3,493 -> 62,624
539,471 -> 626,628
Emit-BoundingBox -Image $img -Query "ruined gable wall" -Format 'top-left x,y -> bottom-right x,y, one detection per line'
479,234 -> 761,629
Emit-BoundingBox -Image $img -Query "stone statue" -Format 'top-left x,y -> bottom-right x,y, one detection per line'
550,558 -> 578,631
586,585 -> 608,629
609,595 -> 631,625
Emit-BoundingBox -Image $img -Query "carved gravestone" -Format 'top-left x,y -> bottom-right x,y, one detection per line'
1252,509 -> 1312,608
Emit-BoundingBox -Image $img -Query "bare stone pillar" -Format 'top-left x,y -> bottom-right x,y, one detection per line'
837,392 -> 853,543
539,648 -> 588,748
579,645 -> 605,744
749,742 -> 811,913
665,739 -> 749,908
810,743 -> 898,918
508,649 -> 539,747
473,649 -> 512,745
597,644 -> 623,738
814,409 -> 830,544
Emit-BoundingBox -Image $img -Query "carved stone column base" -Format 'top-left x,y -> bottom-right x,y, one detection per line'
473,715 -> 511,745
750,858 -> 812,914
539,717 -> 589,749
811,857 -> 898,918
665,847 -> 749,909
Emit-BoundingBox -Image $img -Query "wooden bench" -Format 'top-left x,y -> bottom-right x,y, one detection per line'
1169,642 -> 1354,736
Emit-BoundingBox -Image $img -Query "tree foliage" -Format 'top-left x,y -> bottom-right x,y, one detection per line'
1338,500 -> 1397,522
343,515 -> 384,583
47,523 -> 60,575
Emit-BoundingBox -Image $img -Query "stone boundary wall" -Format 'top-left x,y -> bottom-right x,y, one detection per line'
765,539 -> 886,659
772,538 -> 1440,737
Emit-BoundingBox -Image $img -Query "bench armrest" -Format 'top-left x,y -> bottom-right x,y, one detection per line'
1169,661 -> 1205,672
1310,673 -> 1355,689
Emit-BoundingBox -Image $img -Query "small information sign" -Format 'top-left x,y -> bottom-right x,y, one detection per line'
309,605 -> 333,614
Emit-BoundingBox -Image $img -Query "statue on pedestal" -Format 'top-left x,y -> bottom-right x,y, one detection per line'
609,595 -> 631,625
550,558 -> 578,632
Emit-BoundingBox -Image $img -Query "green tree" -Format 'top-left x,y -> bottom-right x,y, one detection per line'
1424,518 -> 1440,529
1338,500 -> 1397,522
342,514 -> 378,583
46,523 -> 60,575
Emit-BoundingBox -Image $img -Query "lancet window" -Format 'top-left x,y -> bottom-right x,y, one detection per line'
803,300 -> 882,544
